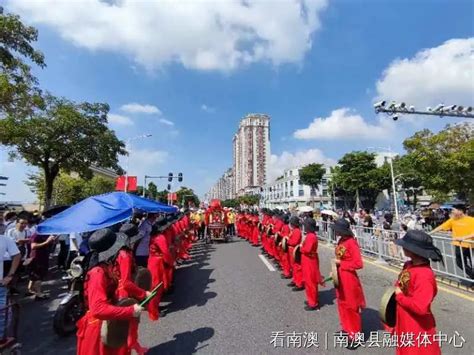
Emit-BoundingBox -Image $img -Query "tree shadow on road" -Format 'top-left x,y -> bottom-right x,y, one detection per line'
148,327 -> 215,355
161,242 -> 217,316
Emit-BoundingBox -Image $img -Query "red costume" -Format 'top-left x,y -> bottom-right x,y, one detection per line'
301,232 -> 323,308
279,224 -> 291,278
335,236 -> 366,339
76,264 -> 136,355
147,233 -> 173,321
394,262 -> 441,355
288,226 -> 303,288
116,249 -> 147,354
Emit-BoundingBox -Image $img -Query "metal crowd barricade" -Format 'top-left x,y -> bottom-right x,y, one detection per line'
317,221 -> 474,284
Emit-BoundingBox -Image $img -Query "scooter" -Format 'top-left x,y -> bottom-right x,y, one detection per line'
53,256 -> 85,337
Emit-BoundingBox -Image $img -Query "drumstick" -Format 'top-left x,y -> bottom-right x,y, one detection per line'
139,282 -> 164,307
322,276 -> 333,283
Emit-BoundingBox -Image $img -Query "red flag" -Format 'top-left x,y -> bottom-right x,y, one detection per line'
168,192 -> 177,201
127,176 -> 137,192
115,176 -> 138,192
115,176 -> 126,191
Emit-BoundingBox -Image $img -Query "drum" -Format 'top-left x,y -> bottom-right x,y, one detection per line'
101,297 -> 137,348
134,266 -> 152,291
331,259 -> 339,288
293,245 -> 302,264
379,287 -> 396,327
281,237 -> 288,252
275,233 -> 282,246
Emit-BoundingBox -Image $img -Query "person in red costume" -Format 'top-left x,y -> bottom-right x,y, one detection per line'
147,217 -> 173,321
331,218 -> 366,347
300,218 -> 324,311
390,230 -> 443,355
76,228 -> 145,355
251,212 -> 260,246
115,224 -> 150,355
272,213 -> 284,268
287,216 -> 304,291
279,215 -> 292,279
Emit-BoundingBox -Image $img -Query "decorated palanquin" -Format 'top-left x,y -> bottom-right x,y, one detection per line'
204,199 -> 229,242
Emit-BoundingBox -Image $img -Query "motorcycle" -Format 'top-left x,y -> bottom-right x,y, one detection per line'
53,256 -> 85,337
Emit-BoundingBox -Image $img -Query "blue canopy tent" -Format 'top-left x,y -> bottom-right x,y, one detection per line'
37,192 -> 178,235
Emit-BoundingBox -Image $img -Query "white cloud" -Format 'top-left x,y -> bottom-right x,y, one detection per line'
8,0 -> 328,71
294,108 -> 393,140
159,118 -> 174,126
120,148 -> 169,181
268,149 -> 335,182
120,103 -> 161,115
375,38 -> 474,108
201,104 -> 216,113
108,113 -> 133,126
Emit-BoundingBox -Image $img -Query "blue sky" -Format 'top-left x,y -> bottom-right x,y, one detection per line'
2,0 -> 473,202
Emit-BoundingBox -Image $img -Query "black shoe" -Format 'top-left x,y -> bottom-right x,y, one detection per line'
292,286 -> 304,292
287,282 -> 295,287
9,288 -> 20,296
24,291 -> 35,297
280,275 -> 288,279
304,305 -> 320,311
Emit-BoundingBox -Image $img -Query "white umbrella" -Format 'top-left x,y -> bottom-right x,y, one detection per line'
297,206 -> 314,213
321,209 -> 339,218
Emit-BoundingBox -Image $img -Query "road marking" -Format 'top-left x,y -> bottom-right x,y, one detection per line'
259,254 -> 276,272
320,243 -> 474,302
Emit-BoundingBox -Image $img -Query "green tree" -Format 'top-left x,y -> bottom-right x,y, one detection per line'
299,163 -> 326,195
238,194 -> 260,206
146,182 -> 158,200
1,94 -> 126,208
222,199 -> 240,208
332,151 -> 390,209
0,8 -> 45,116
176,187 -> 200,208
156,189 -> 169,203
27,171 -> 116,206
403,123 -> 474,203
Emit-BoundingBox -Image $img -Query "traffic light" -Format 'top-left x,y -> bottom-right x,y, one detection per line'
168,172 -> 173,182
178,172 -> 183,182
167,184 -> 171,191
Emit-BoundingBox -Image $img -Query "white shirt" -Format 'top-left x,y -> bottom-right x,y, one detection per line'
135,219 -> 153,257
69,233 -> 83,252
0,235 -> 20,282
6,229 -> 27,243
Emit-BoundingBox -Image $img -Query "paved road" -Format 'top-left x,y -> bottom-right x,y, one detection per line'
20,237 -> 474,354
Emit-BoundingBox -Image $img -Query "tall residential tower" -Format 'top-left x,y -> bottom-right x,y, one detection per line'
233,113 -> 270,196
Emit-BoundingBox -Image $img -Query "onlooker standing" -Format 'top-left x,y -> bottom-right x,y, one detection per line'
0,215 -> 6,236
56,234 -> 69,270
2,212 -> 17,235
135,213 -> 157,267
27,234 -> 56,300
6,218 -> 29,259
431,204 -> 474,280
67,232 -> 83,269
0,234 -> 21,341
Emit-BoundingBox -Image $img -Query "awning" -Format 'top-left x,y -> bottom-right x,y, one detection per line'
37,192 -> 177,235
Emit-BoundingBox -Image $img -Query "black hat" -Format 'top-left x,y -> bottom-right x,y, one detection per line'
88,228 -> 127,262
304,218 -> 317,233
151,216 -> 170,235
331,218 -> 354,236
395,230 -> 444,263
119,223 -> 144,245
289,216 -> 300,227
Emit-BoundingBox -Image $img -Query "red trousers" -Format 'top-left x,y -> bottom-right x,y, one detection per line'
337,301 -> 362,338
289,248 -> 303,287
77,313 -> 129,355
280,249 -> 291,277
147,256 -> 165,321
302,256 -> 322,307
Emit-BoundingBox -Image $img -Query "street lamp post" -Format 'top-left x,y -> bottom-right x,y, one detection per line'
368,146 -> 399,221
124,134 -> 152,193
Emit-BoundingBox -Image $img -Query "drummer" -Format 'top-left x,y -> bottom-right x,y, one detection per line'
300,218 -> 324,311
331,218 -> 366,348
287,216 -> 304,291
115,224 -> 150,355
76,229 -> 145,355
391,230 -> 443,355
